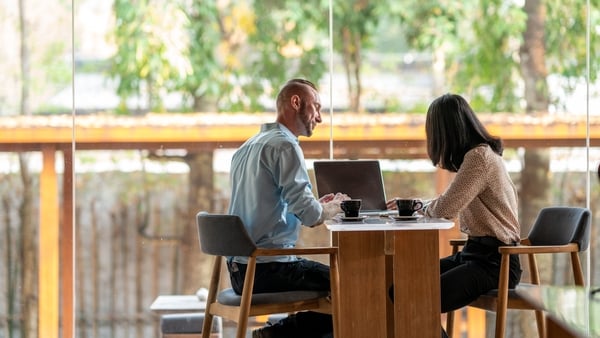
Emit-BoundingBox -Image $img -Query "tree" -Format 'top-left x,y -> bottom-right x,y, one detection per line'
110,0 -> 181,114
17,0 -> 37,337
241,0 -> 328,111
177,0 -> 223,111
112,0 -> 331,113
328,0 -> 381,112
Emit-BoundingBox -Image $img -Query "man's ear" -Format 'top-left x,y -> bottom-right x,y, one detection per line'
291,94 -> 301,110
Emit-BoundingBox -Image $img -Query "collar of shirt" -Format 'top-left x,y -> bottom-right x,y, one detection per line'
262,122 -> 299,144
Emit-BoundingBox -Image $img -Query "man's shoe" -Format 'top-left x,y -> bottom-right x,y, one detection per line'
252,325 -> 277,338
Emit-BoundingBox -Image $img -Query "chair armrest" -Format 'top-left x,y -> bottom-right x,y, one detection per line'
498,243 -> 579,255
254,247 -> 338,257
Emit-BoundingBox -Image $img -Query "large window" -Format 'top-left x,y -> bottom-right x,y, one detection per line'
0,0 -> 597,337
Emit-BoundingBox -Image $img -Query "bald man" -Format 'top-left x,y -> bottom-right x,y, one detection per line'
227,79 -> 347,338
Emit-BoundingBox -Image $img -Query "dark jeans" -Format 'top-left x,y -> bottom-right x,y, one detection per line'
227,258 -> 332,338
440,237 -> 522,313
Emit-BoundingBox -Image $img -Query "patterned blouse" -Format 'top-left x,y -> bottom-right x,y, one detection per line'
425,144 -> 520,244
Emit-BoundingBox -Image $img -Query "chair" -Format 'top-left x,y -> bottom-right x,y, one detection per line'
196,212 -> 340,338
160,312 -> 222,338
446,206 -> 591,338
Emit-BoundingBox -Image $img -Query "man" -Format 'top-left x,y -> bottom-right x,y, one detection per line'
228,79 -> 347,338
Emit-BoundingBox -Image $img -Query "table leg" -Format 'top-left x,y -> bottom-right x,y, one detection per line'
334,231 -> 388,338
393,230 -> 441,338
546,316 -> 577,338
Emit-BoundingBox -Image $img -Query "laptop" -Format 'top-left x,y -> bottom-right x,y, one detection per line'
313,160 -> 393,215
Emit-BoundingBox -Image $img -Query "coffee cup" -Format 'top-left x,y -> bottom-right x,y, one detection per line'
395,198 -> 424,216
341,199 -> 362,218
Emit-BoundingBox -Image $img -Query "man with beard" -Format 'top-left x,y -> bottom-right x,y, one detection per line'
227,78 -> 348,338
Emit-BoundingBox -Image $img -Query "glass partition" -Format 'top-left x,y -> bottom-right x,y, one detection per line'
0,1 -> 74,337
0,0 -> 597,337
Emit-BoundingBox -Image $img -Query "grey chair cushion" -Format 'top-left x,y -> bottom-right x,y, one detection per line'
160,312 -> 222,334
217,288 -> 329,306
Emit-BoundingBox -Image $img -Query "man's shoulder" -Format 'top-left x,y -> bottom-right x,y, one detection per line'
234,132 -> 297,161
256,128 -> 298,149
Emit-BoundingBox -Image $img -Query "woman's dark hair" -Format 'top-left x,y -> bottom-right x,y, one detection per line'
425,93 -> 503,172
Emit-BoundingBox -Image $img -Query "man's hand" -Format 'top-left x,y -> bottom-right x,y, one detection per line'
319,193 -> 335,203
320,192 -> 350,221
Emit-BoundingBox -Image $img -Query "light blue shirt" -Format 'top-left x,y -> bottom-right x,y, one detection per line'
228,122 -> 323,263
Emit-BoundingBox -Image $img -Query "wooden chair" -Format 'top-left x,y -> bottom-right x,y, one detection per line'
446,206 -> 591,338
196,212 -> 340,338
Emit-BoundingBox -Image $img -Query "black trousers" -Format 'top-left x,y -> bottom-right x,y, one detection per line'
227,259 -> 332,338
440,236 -> 522,313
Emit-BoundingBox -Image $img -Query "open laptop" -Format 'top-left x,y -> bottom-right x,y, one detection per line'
313,160 -> 393,216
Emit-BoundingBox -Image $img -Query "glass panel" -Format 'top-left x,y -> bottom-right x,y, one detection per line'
311,1 -> 597,336
0,0 -> 596,337
72,1 -> 335,336
0,0 -> 73,337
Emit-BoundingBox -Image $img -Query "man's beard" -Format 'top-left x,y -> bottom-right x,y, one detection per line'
298,101 -> 314,137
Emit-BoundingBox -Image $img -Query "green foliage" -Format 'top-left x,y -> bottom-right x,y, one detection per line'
329,0 -> 380,50
177,0 -> 229,111
545,0 -> 600,83
40,42 -> 72,88
110,0 -> 181,113
106,0 -> 598,115
241,0 -> 329,112
391,0 -> 598,113
110,0 -> 330,113
455,0 -> 526,112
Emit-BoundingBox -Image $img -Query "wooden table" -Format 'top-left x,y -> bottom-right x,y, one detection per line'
326,216 -> 454,338
515,284 -> 600,338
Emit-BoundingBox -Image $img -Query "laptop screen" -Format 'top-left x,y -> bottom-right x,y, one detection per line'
313,160 -> 388,212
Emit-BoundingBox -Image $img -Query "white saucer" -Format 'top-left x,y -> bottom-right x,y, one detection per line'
389,215 -> 422,221
338,215 -> 368,222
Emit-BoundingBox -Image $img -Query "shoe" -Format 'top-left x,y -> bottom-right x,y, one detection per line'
252,325 -> 277,338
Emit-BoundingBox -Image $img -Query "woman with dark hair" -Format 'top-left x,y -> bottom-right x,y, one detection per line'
389,93 -> 522,337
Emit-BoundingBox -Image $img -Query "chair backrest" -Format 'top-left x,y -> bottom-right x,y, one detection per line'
196,212 -> 257,257
527,207 -> 591,251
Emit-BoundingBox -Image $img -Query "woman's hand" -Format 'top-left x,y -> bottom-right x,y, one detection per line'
386,198 -> 398,210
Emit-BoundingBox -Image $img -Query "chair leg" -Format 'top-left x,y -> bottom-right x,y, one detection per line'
237,256 -> 257,338
203,256 -> 222,338
494,306 -> 507,338
534,309 -> 546,338
202,313 -> 214,338
446,311 -> 454,338
494,253 -> 511,338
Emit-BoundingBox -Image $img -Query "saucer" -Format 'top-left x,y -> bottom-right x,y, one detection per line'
389,215 -> 422,221
338,215 -> 368,222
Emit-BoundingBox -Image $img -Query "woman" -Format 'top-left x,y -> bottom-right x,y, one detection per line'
389,93 -> 522,336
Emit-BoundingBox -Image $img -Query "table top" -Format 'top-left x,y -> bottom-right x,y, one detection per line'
516,284 -> 600,337
150,295 -> 206,314
325,215 -> 454,231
